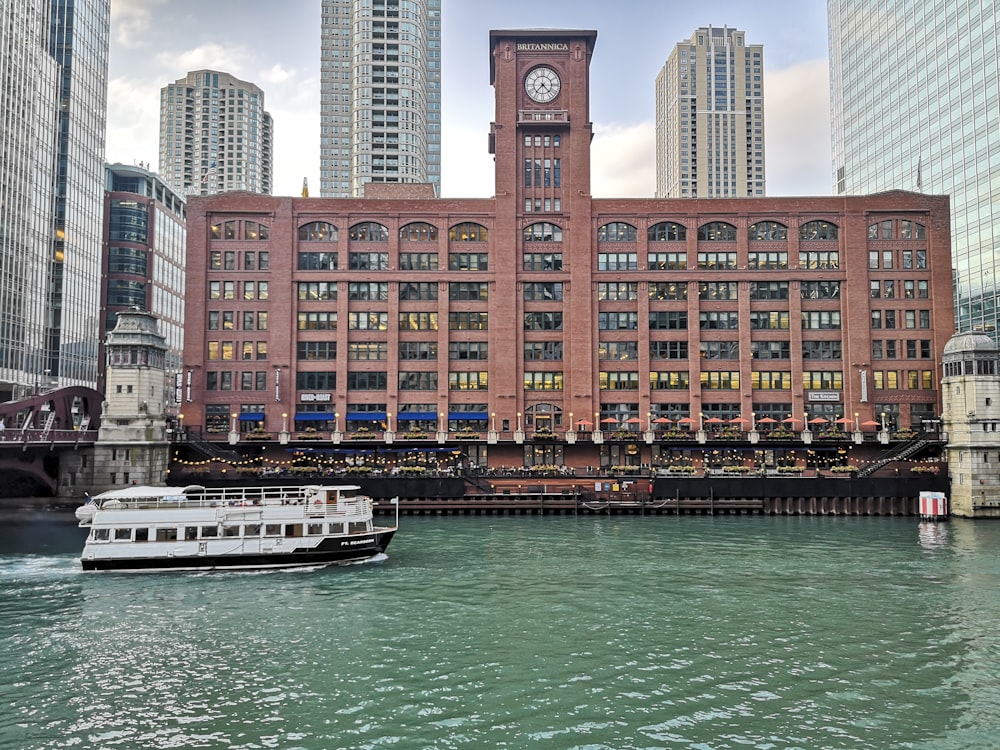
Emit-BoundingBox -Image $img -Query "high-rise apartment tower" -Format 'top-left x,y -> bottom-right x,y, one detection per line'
319,0 -> 441,197
655,26 -> 765,198
158,70 -> 273,197
829,0 -> 999,334
0,0 -> 110,399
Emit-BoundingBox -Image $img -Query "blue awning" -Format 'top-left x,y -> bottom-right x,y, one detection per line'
397,411 -> 438,421
346,412 -> 387,421
239,413 -> 264,421
294,412 -> 334,421
448,411 -> 488,420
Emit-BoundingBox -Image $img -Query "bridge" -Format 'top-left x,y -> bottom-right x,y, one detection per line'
0,387 -> 103,496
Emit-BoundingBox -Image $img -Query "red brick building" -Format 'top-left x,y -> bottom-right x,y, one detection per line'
180,29 -> 952,473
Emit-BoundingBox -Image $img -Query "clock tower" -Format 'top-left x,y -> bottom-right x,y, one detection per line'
488,30 -> 598,434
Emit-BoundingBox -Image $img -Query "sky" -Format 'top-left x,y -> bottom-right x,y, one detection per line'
107,0 -> 832,199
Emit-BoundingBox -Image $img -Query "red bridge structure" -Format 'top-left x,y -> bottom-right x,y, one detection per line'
0,387 -> 103,496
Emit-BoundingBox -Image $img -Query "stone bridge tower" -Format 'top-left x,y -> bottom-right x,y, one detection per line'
81,310 -> 171,492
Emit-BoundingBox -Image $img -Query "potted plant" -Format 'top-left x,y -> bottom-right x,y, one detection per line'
454,427 -> 481,440
910,465 -> 940,475
347,426 -> 374,440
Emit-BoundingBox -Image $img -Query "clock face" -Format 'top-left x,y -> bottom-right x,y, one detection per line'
524,66 -> 561,103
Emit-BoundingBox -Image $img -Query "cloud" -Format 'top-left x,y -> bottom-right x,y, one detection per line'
156,43 -> 254,81
764,58 -> 832,196
258,64 -> 295,86
105,76 -> 162,168
110,0 -> 165,49
591,122 -> 656,198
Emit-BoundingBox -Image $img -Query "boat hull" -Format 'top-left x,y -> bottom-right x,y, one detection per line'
81,529 -> 396,572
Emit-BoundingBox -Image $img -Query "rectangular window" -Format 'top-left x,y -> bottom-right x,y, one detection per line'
749,311 -> 789,330
597,341 -> 637,361
523,342 -> 563,360
349,312 -> 389,330
297,251 -> 337,270
697,252 -> 737,269
399,253 -> 439,271
399,282 -> 438,301
298,282 -> 337,301
348,282 -> 389,300
297,342 -> 337,360
700,341 -> 740,359
750,371 -> 792,390
525,372 -> 565,390
698,282 -> 738,300
802,371 -> 843,390
398,342 -> 438,360
700,371 -> 740,389
449,312 -> 488,330
747,252 -> 788,269
802,341 -> 842,360
599,372 -> 639,390
524,312 -> 563,330
523,253 -> 563,271
799,251 -> 840,269
648,282 -> 687,300
647,252 -> 687,270
398,372 -> 438,390
599,312 -> 639,330
649,371 -> 690,389
751,341 -> 791,359
297,312 -> 337,331
597,283 -> 636,301
448,372 -> 488,390
597,253 -> 638,270
699,312 -> 739,330
449,253 -> 488,271
449,342 -> 488,360
649,312 -> 688,330
450,282 -> 489,301
346,372 -> 388,390
751,281 -> 790,300
348,342 -> 388,360
296,371 -> 336,389
650,341 -> 689,360
348,252 -> 389,270
399,312 -> 439,331
802,311 -> 842,329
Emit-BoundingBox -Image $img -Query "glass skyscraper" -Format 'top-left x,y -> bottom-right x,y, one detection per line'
829,0 -> 1000,333
0,0 -> 110,399
319,0 -> 441,197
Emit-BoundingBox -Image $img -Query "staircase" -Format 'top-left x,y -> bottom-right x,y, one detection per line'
856,437 -> 933,477
185,431 -> 243,464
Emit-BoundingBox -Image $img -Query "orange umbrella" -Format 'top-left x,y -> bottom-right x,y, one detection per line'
704,417 -> 725,424
653,417 -> 672,424
756,417 -> 778,424
834,417 -> 854,425
576,419 -> 593,427
808,417 -> 829,425
624,417 -> 643,424
782,417 -> 802,424
677,416 -> 698,424
730,417 -> 749,424
860,420 -> 880,428
600,417 -> 619,424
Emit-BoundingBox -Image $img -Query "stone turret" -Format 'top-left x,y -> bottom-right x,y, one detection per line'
941,331 -> 1000,517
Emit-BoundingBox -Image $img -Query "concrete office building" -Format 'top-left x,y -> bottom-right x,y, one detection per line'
655,26 -> 765,198
319,0 -> 441,198
0,0 -> 110,399
829,0 -> 1000,334
178,30 -> 951,475
100,164 -> 187,406
159,70 -> 273,197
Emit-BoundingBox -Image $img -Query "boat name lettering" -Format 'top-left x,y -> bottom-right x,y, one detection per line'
347,538 -> 374,546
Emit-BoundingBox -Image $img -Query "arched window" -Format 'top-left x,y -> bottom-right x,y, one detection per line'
697,222 -> 737,241
598,222 -> 638,242
399,222 -> 438,241
449,222 -> 488,242
523,222 -> 563,242
245,221 -> 270,240
298,221 -> 338,242
799,220 -> 839,241
349,222 -> 389,242
748,221 -> 787,241
526,402 -> 563,428
648,222 -> 687,241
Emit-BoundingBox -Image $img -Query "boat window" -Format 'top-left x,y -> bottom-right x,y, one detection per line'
200,526 -> 218,538
285,524 -> 302,538
348,522 -> 368,534
155,528 -> 178,542
135,528 -> 149,542
223,526 -> 240,537
92,528 -> 109,541
184,527 -> 198,541
114,528 -> 131,541
308,524 -> 324,535
245,524 -> 261,537
265,524 -> 282,536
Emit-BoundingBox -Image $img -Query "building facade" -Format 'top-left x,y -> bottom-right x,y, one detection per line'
319,0 -> 441,198
0,0 -> 110,400
829,0 -> 999,335
179,30 -> 952,473
655,26 -> 765,198
158,70 -> 273,197
100,164 -> 187,406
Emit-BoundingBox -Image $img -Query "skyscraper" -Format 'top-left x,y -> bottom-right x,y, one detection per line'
158,70 -> 273,197
0,0 -> 110,399
319,0 -> 441,198
829,0 -> 997,333
655,26 -> 765,198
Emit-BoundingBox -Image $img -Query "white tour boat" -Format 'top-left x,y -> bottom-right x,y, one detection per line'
75,484 -> 397,572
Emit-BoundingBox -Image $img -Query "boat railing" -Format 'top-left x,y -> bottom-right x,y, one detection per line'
98,485 -> 371,517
